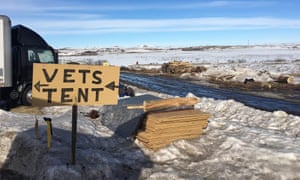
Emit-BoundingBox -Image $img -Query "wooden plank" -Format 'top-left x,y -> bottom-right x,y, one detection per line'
144,117 -> 209,127
127,97 -> 199,112
137,128 -> 203,141
137,133 -> 201,151
145,123 -> 207,131
144,119 -> 207,129
146,110 -> 210,123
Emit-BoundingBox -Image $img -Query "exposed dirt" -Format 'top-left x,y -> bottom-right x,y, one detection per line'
121,69 -> 300,103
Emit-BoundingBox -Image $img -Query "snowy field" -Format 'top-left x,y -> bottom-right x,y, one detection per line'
60,45 -> 300,84
1,44 -> 300,179
59,45 -> 300,66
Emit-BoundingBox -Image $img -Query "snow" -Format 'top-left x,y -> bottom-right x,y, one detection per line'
60,45 -> 300,65
1,44 -> 300,179
1,90 -> 300,179
60,45 -> 300,84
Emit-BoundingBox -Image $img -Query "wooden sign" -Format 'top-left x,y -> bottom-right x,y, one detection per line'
32,63 -> 120,106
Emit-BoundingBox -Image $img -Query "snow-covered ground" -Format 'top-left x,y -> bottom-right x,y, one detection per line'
60,45 -> 300,84
1,44 -> 300,179
59,45 -> 300,66
1,89 -> 300,179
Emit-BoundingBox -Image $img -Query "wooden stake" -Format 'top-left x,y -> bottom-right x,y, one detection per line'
43,117 -> 52,149
34,116 -> 40,140
71,104 -> 78,165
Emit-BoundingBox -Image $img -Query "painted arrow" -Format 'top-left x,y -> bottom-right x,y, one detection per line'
105,81 -> 119,91
34,81 -> 49,92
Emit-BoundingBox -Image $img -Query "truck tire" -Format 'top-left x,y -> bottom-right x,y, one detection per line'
21,86 -> 32,106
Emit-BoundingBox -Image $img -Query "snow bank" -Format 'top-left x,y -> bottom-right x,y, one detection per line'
1,90 -> 300,179
0,106 -> 152,179
141,93 -> 300,179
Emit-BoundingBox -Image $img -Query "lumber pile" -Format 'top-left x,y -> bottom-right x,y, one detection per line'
128,97 -> 210,151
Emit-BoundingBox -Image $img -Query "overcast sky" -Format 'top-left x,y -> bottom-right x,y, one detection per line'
2,0 -> 300,48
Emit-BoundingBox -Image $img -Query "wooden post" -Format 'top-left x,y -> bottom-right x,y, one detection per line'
71,104 -> 78,165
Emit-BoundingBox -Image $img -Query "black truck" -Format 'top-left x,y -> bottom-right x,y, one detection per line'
0,15 -> 58,106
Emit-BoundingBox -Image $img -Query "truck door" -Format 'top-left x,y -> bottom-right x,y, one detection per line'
20,47 -> 35,83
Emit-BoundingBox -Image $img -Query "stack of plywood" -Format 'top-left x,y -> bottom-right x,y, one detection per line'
129,97 -> 210,151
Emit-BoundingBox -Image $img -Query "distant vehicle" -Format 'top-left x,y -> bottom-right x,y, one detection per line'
0,15 -> 58,106
102,61 -> 110,66
94,60 -> 110,66
119,83 -> 135,97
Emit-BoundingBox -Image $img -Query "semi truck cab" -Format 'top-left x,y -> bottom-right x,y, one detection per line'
0,15 -> 58,106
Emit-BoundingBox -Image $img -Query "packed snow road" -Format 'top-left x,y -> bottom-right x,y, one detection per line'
121,72 -> 300,116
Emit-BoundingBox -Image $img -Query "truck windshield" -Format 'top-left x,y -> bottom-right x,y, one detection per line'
28,49 -> 55,63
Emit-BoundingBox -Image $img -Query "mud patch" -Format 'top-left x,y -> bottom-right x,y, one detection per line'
10,106 -> 44,115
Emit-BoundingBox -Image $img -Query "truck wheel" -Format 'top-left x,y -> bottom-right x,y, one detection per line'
21,86 -> 32,106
